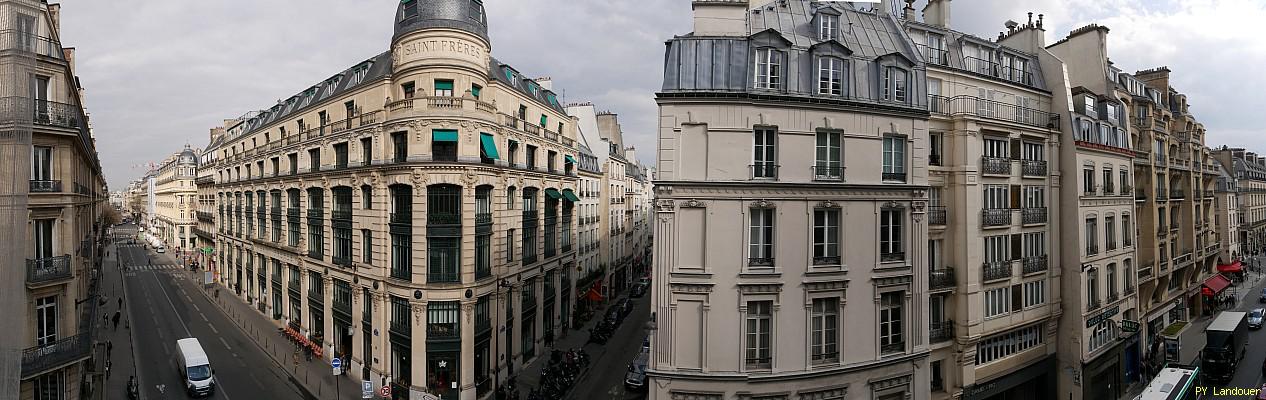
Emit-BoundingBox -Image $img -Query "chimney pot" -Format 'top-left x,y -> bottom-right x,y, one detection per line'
1038,14 -> 1044,29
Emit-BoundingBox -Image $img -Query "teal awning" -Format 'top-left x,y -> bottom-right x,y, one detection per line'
435,80 -> 454,91
471,85 -> 482,98
432,130 -> 458,142
545,188 -> 562,199
562,189 -> 580,202
564,155 -> 577,164
479,133 -> 499,160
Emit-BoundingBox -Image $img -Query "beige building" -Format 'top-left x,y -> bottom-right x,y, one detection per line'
650,1 -> 931,399
0,1 -> 109,399
202,1 -> 581,398
149,145 -> 200,253
1213,148 -> 1266,255
902,7 -> 1063,400
1211,161 -> 1242,264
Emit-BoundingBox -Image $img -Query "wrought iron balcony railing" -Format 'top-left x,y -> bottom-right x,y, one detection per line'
1021,208 -> 1047,225
812,165 -> 844,181
982,208 -> 1012,227
928,206 -> 946,226
26,255 -> 71,285
981,156 -> 1011,175
930,320 -> 955,343
1022,256 -> 1048,274
1021,160 -> 1047,177
927,94 -> 1059,129
929,267 -> 955,290
29,180 -> 61,193
982,261 -> 1012,281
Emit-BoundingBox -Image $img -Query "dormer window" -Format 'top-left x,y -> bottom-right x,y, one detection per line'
819,14 -> 838,41
1084,96 -> 1097,118
883,67 -> 908,102
1105,103 -> 1117,123
754,48 -> 783,90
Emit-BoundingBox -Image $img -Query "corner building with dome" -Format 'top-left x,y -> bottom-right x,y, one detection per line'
202,1 -> 580,398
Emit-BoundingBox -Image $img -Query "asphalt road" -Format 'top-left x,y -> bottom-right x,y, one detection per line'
569,292 -> 653,400
1222,259 -> 1266,392
117,226 -> 304,400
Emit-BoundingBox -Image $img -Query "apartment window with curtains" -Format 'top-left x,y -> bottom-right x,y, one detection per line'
883,67 -> 908,102
1122,215 -> 1133,247
748,208 -> 774,268
810,298 -> 838,363
1086,217 -> 1098,255
813,208 -> 840,265
880,208 -> 904,261
745,301 -> 773,368
879,292 -> 905,354
753,48 -> 782,90
819,14 -> 838,40
753,128 -> 777,178
882,135 -> 906,182
814,131 -> 842,180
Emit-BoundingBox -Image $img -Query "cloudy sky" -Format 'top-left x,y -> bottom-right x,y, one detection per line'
56,0 -> 1264,189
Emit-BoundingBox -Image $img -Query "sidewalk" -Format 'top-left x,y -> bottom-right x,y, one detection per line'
150,250 -> 362,400
511,290 -> 636,399
98,238 -> 139,400
1175,262 -> 1266,366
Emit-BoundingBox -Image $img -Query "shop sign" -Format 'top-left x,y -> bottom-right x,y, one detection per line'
1121,320 -> 1140,333
1086,305 -> 1120,328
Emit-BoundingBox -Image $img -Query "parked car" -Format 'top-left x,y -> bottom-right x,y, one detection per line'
630,283 -> 647,298
605,308 -> 623,326
624,351 -> 649,392
155,246 -> 166,253
618,298 -> 635,317
1251,308 -> 1264,330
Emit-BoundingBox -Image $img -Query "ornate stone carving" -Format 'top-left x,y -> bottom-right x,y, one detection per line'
803,280 -> 848,292
680,199 -> 705,208
668,283 -> 713,294
882,201 -> 904,209
874,276 -> 913,287
911,201 -> 926,213
411,170 -> 428,186
817,200 -> 840,209
655,199 -> 674,212
412,303 -> 424,326
751,199 -> 775,209
736,283 -> 782,294
870,374 -> 912,391
461,170 -> 478,186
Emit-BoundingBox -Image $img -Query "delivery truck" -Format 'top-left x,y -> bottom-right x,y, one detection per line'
1201,311 -> 1247,384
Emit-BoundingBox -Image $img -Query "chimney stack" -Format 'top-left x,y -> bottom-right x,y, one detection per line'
48,4 -> 61,35
922,0 -> 952,28
903,0 -> 916,20
692,0 -> 749,37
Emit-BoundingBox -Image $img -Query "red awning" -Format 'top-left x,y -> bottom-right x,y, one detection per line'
1217,261 -> 1243,274
1202,274 -> 1233,296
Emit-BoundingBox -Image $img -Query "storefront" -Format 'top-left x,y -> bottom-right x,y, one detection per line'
1217,261 -> 1244,282
962,355 -> 1056,400
1200,274 -> 1233,316
1083,339 -> 1123,400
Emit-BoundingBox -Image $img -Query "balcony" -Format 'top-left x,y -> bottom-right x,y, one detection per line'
1022,256 -> 1048,274
981,156 -> 1011,175
927,94 -> 1059,129
1087,299 -> 1102,311
307,209 -> 324,219
1021,208 -> 1047,225
882,171 -> 907,182
332,209 -> 353,221
29,180 -> 61,193
475,212 -> 493,225
26,255 -> 71,285
1121,185 -> 1133,196
981,208 -> 1012,227
880,252 -> 904,263
928,206 -> 947,226
21,333 -> 91,380
982,261 -> 1012,281
929,267 -> 955,291
929,153 -> 943,166
1156,189 -> 1168,201
390,211 -> 412,225
1138,263 -> 1154,279
930,320 -> 955,343
811,166 -> 844,182
748,164 -> 779,180
196,211 -> 214,222
916,44 -> 950,66
1170,189 -> 1185,199
1021,160 -> 1047,177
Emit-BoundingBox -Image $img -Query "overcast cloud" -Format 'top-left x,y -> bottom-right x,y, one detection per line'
56,0 -> 1263,189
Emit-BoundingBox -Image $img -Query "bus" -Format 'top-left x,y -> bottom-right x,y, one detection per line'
1134,364 -> 1202,400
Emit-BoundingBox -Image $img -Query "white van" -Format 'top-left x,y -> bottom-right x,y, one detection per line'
176,338 -> 215,397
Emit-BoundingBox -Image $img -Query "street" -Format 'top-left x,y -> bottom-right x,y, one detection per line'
1223,264 -> 1266,392
565,290 -> 653,400
114,225 -> 306,400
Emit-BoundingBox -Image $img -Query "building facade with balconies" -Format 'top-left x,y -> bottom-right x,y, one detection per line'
150,145 -> 199,253
1213,148 -> 1266,255
1212,161 -> 1242,264
905,6 -> 1061,400
1042,24 -> 1143,400
650,1 -> 931,399
571,134 -> 604,314
1,1 -> 109,399
202,1 -> 579,398
1120,66 -> 1221,377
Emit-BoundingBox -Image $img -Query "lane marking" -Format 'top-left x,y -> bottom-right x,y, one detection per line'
200,313 -> 209,322
220,337 -> 232,351
150,272 -> 192,337
209,325 -> 219,334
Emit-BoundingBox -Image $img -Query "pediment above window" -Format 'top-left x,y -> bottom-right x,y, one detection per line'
749,28 -> 793,49
875,51 -> 916,67
809,39 -> 853,58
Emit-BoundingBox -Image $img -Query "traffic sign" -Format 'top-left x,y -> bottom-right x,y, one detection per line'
362,381 -> 374,399
380,385 -> 391,398
332,358 -> 342,369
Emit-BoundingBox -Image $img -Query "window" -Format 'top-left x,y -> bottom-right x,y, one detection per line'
507,141 -> 518,166
1106,103 -> 1118,123
361,137 -> 372,166
1086,217 -> 1098,255
526,145 -> 537,169
748,208 -> 774,266
1089,321 -> 1117,353
36,295 -> 56,346
1087,268 -> 1099,306
883,67 -> 908,102
1083,166 -> 1095,194
1105,216 -> 1116,250
976,324 -> 1043,365
33,218 -> 53,259
983,185 -> 1008,209
753,48 -> 782,90
308,148 -> 321,172
813,209 -> 840,265
334,143 -> 349,169
31,145 -> 52,182
879,292 -> 904,353
432,130 -> 458,162
392,132 -> 408,163
1022,232 -> 1045,259
403,82 -> 416,99
1106,263 -> 1117,299
744,301 -> 772,368
1023,186 -> 1045,208
427,185 -> 462,283
810,298 -> 838,363
929,132 -> 944,165
983,138 -> 1008,158
984,286 -> 1010,318
882,135 -> 906,181
931,360 -> 944,391
288,153 -> 298,175
984,235 -> 1008,264
361,185 -> 372,209
819,14 -> 838,40
1084,96 -> 1096,117
814,131 -> 842,180
1022,142 -> 1044,161
818,57 -> 844,95
471,84 -> 482,99
434,79 -> 454,97
753,128 -> 777,178
426,301 -> 460,339
1023,280 -> 1046,308
362,229 -> 373,263
34,370 -> 62,400
1122,215 -> 1133,247
880,208 -> 903,260
547,151 -> 557,173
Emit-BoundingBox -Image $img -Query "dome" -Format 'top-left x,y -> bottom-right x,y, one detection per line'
178,145 -> 198,165
395,0 -> 489,42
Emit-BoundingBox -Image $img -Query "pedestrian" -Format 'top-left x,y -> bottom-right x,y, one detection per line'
107,340 -> 113,356
117,297 -> 122,310
112,311 -> 121,330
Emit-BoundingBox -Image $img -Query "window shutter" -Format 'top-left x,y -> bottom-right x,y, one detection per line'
1012,284 -> 1023,311
1011,234 -> 1022,260
1010,139 -> 1021,159
1010,185 -> 1021,209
